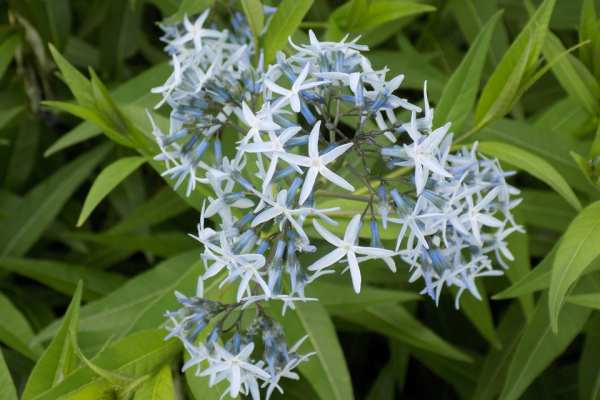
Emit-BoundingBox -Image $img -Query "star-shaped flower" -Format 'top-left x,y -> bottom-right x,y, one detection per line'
200,342 -> 270,398
172,11 -> 224,51
239,102 -> 281,144
309,215 -> 395,293
240,126 -> 304,189
284,121 -> 354,204
266,63 -> 326,112
401,113 -> 452,194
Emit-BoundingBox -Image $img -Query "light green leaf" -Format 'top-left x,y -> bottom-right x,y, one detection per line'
0,143 -> 110,257
0,292 -> 42,360
472,305 -> 525,400
549,201 -> 600,332
503,216 -> 535,320
0,349 -> 17,400
44,62 -> 170,157
77,156 -> 146,226
22,282 -> 83,400
0,34 -> 21,79
330,1 -> 435,34
473,0 -> 556,130
0,258 -> 125,301
477,141 -> 581,210
475,119 -> 590,193
500,284 -> 596,400
434,11 -> 500,132
568,292 -> 600,310
579,331 -> 600,400
520,189 -> 576,232
542,32 -> 600,114
30,330 -> 181,400
34,252 -> 198,352
279,302 -> 354,400
263,0 -> 313,64
339,304 -> 471,362
49,44 -> 94,107
306,281 -> 419,314
241,0 -> 264,44
133,365 -> 175,400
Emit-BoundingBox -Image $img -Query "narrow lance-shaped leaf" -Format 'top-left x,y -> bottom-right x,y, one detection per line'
0,143 -> 111,257
477,141 -> 581,210
241,0 -> 264,46
49,44 -> 94,107
549,201 -> 600,332
22,282 -> 83,400
133,365 -> 176,400
579,330 -> 600,400
0,257 -> 126,301
473,0 -> 556,132
0,292 -> 43,360
541,32 -> 600,115
0,349 -> 18,400
338,304 -> 472,362
77,156 -> 146,226
434,11 -> 501,132
30,330 -> 181,400
472,305 -> 525,400
278,301 -> 354,400
499,277 -> 600,400
263,0 -> 314,64
0,34 -> 21,80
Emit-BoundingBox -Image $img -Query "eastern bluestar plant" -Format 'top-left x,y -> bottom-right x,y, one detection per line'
150,8 -> 523,400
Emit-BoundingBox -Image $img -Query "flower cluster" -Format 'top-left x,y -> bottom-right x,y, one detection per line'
152,8 -> 522,399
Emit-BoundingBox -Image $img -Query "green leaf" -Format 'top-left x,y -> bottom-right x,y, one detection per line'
0,143 -> 111,257
339,304 -> 472,362
542,32 -> 600,114
133,365 -> 175,400
0,258 -> 125,301
477,141 -> 581,210
475,119 -> 590,193
48,44 -> 94,107
568,292 -> 600,310
0,34 -> 21,79
241,0 -> 264,44
0,349 -> 18,400
579,0 -> 598,66
520,189 -> 576,232
30,330 -> 181,400
43,101 -> 133,148
579,331 -> 600,400
263,0 -> 313,64
549,201 -> 600,332
44,62 -> 170,157
0,292 -> 42,360
34,252 -> 198,352
330,1 -> 435,34
503,216 -> 535,320
434,11 -> 500,132
22,282 -> 83,400
77,156 -> 146,226
453,283 -> 501,348
499,284 -> 595,400
279,302 -> 354,400
472,305 -> 525,400
306,281 -> 419,314
473,0 -> 556,130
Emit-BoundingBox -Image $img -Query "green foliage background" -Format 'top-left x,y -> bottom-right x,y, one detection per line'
2,0 -> 600,399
